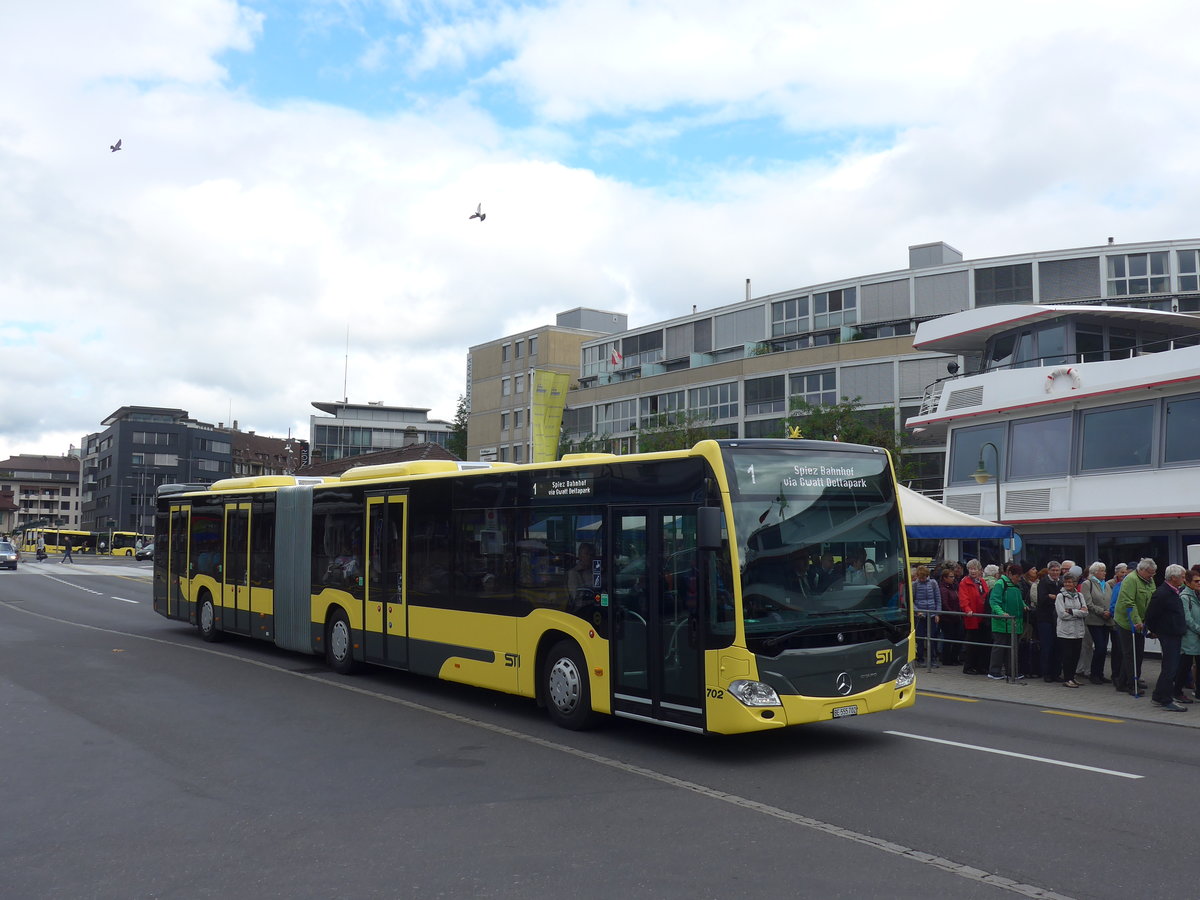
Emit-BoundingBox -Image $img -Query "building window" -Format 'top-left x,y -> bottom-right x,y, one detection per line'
595,399 -> 638,434
1080,404 -> 1154,470
501,344 -> 511,362
789,370 -> 836,406
515,374 -> 525,393
745,375 -> 785,415
688,382 -> 738,420
529,335 -> 538,356
640,391 -> 686,427
501,378 -> 511,397
515,340 -> 524,359
1107,252 -> 1169,296
814,287 -> 857,329
975,263 -> 1033,306
500,412 -> 509,431
514,409 -> 523,429
1179,250 -> 1199,293
744,418 -> 785,438
513,444 -> 523,462
771,296 -> 809,337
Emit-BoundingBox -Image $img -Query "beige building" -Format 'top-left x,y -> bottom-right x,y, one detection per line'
467,308 -> 626,463
0,453 -> 83,532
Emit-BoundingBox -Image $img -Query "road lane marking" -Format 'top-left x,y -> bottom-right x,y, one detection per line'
110,596 -> 139,604
885,730 -> 1143,779
0,598 -> 1077,900
39,574 -> 104,596
1042,710 -> 1124,724
917,691 -> 979,702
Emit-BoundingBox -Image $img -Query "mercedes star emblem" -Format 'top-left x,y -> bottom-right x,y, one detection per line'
835,672 -> 853,695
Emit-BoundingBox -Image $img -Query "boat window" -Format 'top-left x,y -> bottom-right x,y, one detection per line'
948,423 -> 1006,485
1109,328 -> 1137,360
988,334 -> 1016,370
1013,331 -> 1036,369
1140,330 -> 1169,354
1008,415 -> 1071,478
1080,404 -> 1154,471
1037,324 -> 1068,366
1076,327 -> 1104,362
1165,396 -> 1200,464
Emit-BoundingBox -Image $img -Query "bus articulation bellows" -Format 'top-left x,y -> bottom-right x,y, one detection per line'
152,439 -> 915,734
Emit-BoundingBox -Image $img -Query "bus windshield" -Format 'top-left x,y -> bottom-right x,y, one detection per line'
724,446 -> 908,652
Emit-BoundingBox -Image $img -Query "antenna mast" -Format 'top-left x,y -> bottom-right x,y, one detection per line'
342,325 -> 350,404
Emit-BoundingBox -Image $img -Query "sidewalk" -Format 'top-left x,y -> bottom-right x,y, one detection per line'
915,657 -> 1200,728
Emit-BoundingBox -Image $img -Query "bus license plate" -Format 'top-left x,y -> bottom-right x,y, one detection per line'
831,705 -> 858,719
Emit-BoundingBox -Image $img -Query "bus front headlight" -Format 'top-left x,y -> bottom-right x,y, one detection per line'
728,680 -> 782,707
895,662 -> 916,689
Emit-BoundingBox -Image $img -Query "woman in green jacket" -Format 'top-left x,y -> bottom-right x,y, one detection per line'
987,562 -> 1026,680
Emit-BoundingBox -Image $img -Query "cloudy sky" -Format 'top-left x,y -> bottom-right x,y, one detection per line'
3,0 -> 1196,459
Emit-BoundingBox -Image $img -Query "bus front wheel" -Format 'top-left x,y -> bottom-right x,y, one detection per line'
326,609 -> 357,675
198,595 -> 221,643
544,640 -> 599,730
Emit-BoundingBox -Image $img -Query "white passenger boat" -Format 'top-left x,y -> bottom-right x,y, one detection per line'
905,303 -> 1200,567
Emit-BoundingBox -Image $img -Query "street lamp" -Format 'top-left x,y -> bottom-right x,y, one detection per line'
971,441 -> 1002,523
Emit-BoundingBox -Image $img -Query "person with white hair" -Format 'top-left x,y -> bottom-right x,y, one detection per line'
1113,558 -> 1156,695
1080,561 -> 1114,684
1145,563 -> 1189,711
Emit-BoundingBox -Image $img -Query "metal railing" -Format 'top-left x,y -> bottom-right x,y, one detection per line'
916,608 -> 1023,685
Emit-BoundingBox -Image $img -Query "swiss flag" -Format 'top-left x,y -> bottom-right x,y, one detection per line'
610,348 -> 623,366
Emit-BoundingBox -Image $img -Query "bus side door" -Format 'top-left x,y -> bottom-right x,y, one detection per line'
365,493 -> 408,667
223,502 -> 251,635
611,507 -> 705,731
167,505 -> 191,621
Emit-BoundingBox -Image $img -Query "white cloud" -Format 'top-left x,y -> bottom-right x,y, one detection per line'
2,0 -> 1200,461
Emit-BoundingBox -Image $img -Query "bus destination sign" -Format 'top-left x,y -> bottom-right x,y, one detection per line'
729,453 -> 884,496
532,475 -> 595,498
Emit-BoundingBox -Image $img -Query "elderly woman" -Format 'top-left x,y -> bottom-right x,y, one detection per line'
912,565 -> 941,666
959,559 -> 990,675
1080,561 -> 1113,684
1176,567 -> 1200,704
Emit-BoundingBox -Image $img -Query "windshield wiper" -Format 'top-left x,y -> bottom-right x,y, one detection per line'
760,624 -> 826,648
860,609 -> 905,642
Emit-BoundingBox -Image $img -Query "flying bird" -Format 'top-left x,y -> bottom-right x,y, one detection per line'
469,203 -> 486,222
110,139 -> 122,152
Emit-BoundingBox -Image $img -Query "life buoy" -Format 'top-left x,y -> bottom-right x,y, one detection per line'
1044,366 -> 1081,392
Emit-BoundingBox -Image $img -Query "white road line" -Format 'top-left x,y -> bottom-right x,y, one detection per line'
0,599 -> 1076,900
110,596 -> 139,604
885,730 -> 1144,780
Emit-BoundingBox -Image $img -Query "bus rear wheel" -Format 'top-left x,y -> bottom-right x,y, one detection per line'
544,640 -> 599,730
198,595 -> 221,642
326,609 -> 356,675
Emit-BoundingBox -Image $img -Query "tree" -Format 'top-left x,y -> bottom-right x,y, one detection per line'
446,394 -> 469,459
784,396 -> 914,480
636,411 -> 719,453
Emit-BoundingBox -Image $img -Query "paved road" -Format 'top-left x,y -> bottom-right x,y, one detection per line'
1,563 -> 1192,899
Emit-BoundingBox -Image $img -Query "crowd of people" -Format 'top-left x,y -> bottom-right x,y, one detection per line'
910,557 -> 1200,712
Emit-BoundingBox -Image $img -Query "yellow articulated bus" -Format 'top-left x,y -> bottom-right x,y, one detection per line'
21,528 -> 98,555
152,439 -> 915,734
107,531 -> 152,556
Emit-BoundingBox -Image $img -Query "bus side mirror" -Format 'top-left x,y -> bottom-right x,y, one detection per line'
697,507 -> 722,551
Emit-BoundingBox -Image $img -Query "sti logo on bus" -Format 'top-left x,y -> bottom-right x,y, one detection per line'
876,649 -> 893,665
